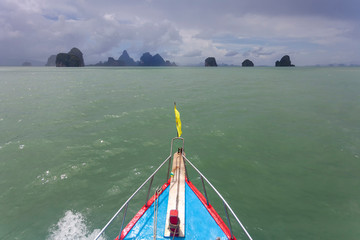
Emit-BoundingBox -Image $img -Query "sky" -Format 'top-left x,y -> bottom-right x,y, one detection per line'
0,0 -> 359,66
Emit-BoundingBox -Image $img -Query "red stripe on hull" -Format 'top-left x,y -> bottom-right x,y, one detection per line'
115,179 -> 170,240
115,178 -> 235,240
186,178 -> 236,240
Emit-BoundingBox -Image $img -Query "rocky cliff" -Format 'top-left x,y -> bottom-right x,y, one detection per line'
94,50 -> 175,67
140,52 -> 172,66
118,50 -> 137,66
205,57 -> 217,67
275,55 -> 295,67
56,48 -> 85,67
242,59 -> 254,67
45,55 -> 56,66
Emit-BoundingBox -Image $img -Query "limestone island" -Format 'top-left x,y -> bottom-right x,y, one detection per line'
242,59 -> 254,67
205,57 -> 217,67
55,48 -> 85,67
45,55 -> 57,66
275,55 -> 295,67
94,50 -> 176,67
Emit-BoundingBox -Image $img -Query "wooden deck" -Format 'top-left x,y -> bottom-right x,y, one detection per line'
164,151 -> 186,237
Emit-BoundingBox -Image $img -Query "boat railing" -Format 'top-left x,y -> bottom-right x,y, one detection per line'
94,137 -> 253,240
94,154 -> 172,240
182,154 -> 253,240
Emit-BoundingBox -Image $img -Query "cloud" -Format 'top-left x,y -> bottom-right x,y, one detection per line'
0,0 -> 184,64
225,51 -> 239,57
182,50 -> 202,57
243,47 -> 274,58
0,0 -> 359,65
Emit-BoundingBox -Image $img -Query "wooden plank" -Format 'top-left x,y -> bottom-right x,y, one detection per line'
164,151 -> 185,237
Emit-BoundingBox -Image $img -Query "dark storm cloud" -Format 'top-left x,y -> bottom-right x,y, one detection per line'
0,0 -> 359,66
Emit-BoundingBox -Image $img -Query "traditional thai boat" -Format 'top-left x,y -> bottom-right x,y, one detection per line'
94,106 -> 253,240
94,137 -> 253,240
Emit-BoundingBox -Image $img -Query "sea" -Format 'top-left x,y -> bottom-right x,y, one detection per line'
0,66 -> 359,240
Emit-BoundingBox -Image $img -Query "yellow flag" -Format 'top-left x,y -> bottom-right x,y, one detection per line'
174,105 -> 182,137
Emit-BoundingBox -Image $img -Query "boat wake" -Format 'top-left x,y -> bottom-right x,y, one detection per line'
47,210 -> 105,240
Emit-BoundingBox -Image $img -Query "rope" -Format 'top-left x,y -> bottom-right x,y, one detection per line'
169,219 -> 180,240
175,153 -> 181,211
153,187 -> 161,240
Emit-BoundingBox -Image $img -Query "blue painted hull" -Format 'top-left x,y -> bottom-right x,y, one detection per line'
120,181 -> 230,240
95,138 -> 252,240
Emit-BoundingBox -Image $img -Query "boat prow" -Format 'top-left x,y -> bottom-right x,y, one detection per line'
95,138 -> 253,240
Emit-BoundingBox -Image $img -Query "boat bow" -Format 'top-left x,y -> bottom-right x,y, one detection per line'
94,137 -> 253,240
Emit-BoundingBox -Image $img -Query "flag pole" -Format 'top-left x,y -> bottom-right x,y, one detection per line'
174,102 -> 178,137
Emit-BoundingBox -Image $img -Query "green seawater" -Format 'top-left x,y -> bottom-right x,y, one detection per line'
0,67 -> 359,240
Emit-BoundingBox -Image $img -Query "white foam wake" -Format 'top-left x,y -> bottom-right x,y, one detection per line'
47,210 -> 105,240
